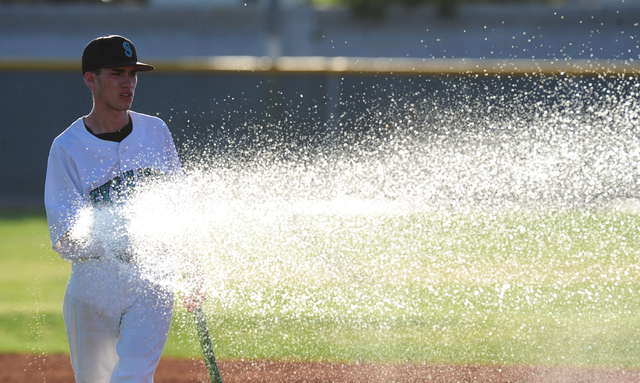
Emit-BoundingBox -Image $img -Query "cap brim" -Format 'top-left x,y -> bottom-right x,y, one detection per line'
101,61 -> 155,72
135,62 -> 155,72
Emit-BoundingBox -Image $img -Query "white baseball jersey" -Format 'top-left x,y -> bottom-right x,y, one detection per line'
45,110 -> 182,382
45,110 -> 182,260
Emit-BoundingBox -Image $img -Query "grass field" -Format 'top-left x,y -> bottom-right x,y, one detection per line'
1,208 -> 639,369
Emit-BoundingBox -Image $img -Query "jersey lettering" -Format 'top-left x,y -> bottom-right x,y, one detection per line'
98,182 -> 112,204
89,168 -> 169,205
123,170 -> 135,190
111,176 -> 124,200
89,188 -> 101,204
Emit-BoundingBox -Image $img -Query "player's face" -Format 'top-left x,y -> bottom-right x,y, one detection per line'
93,66 -> 138,112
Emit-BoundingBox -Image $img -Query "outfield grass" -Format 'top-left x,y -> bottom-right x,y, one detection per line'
0,211 -> 70,353
2,209 -> 639,369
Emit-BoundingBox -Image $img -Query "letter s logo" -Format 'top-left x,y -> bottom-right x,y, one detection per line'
123,42 -> 133,58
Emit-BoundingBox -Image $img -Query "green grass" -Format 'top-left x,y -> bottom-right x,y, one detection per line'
2,209 -> 640,369
0,211 -> 71,354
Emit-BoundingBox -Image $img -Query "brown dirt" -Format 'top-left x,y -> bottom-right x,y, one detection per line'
1,353 -> 639,383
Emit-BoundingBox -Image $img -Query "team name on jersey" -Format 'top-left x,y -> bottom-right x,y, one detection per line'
89,168 -> 169,205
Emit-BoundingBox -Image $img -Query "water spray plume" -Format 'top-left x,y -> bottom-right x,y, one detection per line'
66,73 -> 640,367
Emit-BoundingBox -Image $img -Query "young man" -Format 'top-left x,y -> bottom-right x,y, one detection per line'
45,35 -> 202,382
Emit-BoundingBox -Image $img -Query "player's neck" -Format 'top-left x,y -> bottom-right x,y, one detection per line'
84,109 -> 130,135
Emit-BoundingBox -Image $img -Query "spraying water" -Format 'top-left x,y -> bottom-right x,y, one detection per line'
69,73 -> 640,368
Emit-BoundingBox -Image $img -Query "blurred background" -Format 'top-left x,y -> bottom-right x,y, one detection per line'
0,0 -> 638,207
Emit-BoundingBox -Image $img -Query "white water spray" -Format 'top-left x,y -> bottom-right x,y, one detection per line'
67,74 -> 640,365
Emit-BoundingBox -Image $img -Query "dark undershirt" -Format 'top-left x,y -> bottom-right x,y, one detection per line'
84,118 -> 133,143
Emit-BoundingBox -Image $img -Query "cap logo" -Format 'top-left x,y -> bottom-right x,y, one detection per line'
123,41 -> 133,58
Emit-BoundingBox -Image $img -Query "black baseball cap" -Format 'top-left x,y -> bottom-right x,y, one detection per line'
82,35 -> 154,74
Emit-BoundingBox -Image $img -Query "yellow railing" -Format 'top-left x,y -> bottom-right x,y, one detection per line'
1,57 -> 639,76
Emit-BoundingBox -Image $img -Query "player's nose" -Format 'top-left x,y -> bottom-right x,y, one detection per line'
122,77 -> 135,88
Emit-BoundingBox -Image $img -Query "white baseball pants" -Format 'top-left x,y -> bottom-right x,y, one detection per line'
63,259 -> 174,383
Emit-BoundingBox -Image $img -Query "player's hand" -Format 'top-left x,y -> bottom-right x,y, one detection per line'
182,287 -> 207,313
180,251 -> 207,313
181,265 -> 207,313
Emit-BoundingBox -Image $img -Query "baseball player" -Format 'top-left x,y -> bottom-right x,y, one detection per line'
44,35 -> 203,382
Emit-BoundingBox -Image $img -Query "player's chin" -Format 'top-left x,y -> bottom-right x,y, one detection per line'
117,99 -> 134,111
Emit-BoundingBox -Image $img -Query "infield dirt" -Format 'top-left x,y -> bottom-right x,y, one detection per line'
1,353 -> 639,383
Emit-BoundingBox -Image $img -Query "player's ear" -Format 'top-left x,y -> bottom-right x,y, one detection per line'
84,71 -> 98,90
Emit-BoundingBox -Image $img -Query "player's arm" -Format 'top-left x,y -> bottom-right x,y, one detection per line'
45,138 -> 110,262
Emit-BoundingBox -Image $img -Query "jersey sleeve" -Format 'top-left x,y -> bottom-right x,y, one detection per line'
44,139 -> 87,250
162,122 -> 184,178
